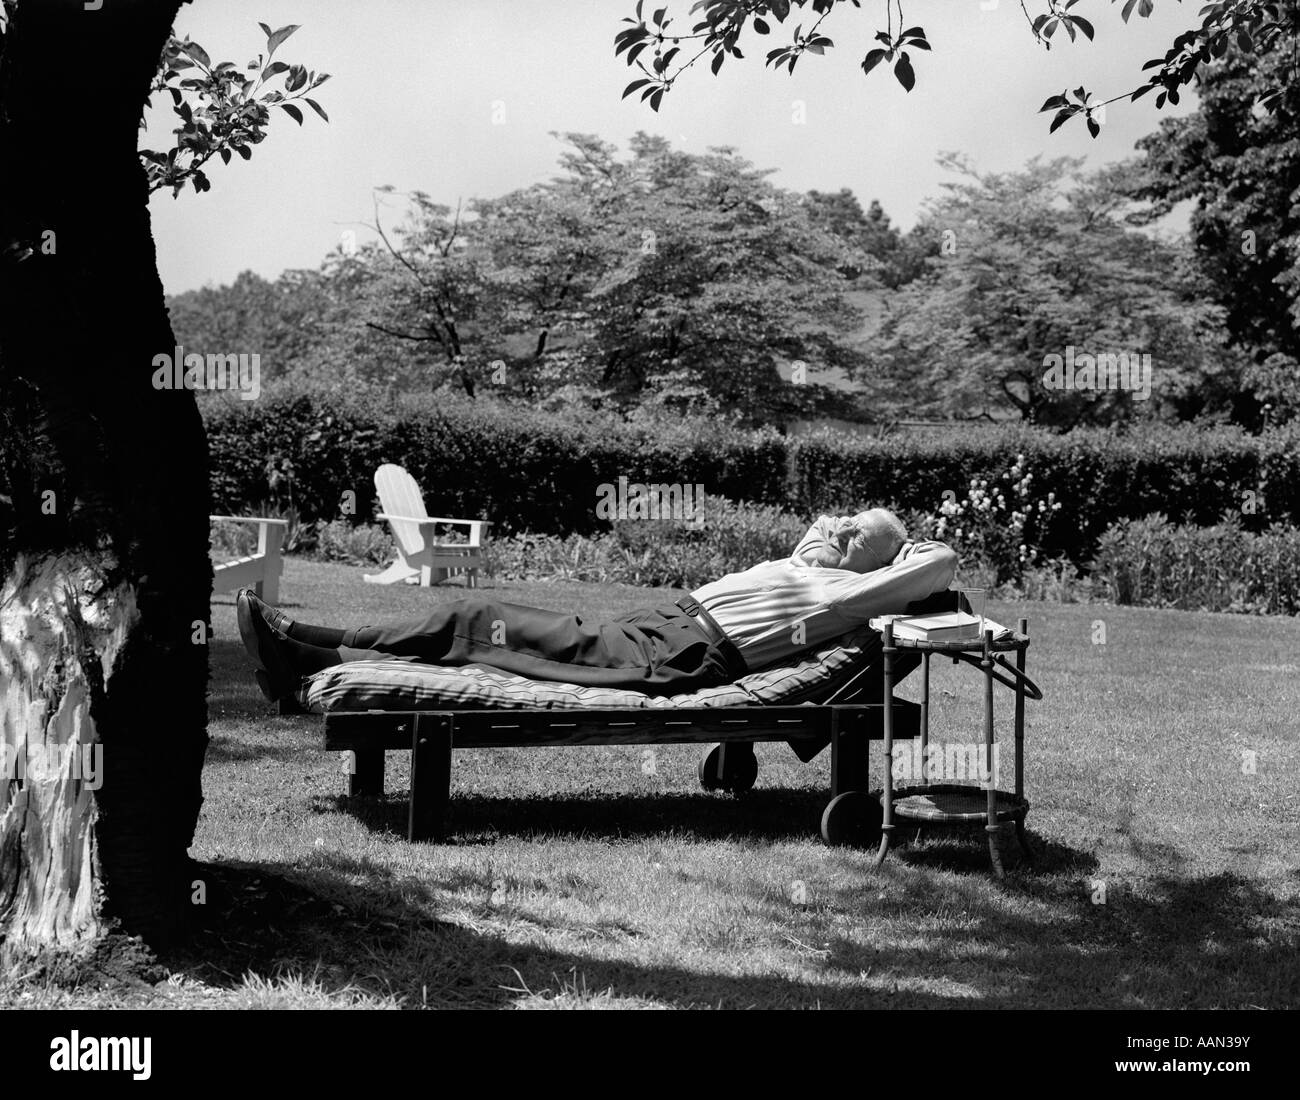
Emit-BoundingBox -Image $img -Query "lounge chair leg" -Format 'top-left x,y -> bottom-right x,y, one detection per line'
349,748 -> 384,797
830,717 -> 868,797
987,824 -> 1006,879
409,715 -> 452,842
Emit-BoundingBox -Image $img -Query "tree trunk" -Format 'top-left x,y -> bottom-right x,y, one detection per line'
0,0 -> 208,966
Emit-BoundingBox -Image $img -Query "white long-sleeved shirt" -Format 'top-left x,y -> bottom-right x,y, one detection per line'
690,522 -> 958,670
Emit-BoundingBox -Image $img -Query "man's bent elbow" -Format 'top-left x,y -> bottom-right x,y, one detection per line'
928,543 -> 959,592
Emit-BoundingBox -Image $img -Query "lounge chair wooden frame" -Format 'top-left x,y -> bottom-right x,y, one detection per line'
321,649 -> 926,843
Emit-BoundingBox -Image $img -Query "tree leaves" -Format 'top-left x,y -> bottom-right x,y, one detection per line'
894,52 -> 915,92
182,41 -> 210,70
263,23 -> 300,56
858,25 -> 926,90
614,0 -> 1287,138
140,25 -> 329,196
1039,86 -> 1106,138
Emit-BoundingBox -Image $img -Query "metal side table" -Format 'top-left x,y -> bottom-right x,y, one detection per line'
877,618 -> 1043,877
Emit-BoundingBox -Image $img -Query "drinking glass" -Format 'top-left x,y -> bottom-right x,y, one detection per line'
958,587 -> 986,638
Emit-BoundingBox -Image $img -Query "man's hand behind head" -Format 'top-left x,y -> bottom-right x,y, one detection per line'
792,515 -> 858,568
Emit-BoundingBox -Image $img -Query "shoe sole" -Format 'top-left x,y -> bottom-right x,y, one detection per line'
236,591 -> 296,703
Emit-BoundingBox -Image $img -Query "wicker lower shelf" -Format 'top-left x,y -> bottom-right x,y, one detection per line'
886,784 -> 1030,825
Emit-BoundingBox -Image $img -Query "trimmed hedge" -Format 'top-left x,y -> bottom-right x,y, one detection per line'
203,389 -> 1300,564
203,389 -> 788,535
789,423 -> 1300,561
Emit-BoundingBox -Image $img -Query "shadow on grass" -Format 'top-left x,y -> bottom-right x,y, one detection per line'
207,639 -> 273,720
803,860 -> 1299,1009
313,786 -> 1101,878
160,848 -> 1298,1009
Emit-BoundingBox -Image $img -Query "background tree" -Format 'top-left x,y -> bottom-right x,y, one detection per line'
862,156 -> 1246,427
356,190 -> 494,398
1125,28 -> 1300,426
523,132 -> 868,421
197,133 -> 879,423
803,189 -> 928,287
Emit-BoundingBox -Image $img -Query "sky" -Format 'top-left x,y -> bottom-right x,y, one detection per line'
145,0 -> 1201,295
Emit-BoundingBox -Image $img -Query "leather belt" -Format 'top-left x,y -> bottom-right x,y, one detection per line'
675,596 -> 748,680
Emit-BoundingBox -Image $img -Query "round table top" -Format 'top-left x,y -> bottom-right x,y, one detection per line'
883,629 -> 1030,653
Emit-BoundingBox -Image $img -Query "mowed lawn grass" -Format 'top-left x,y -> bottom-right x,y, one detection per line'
6,558 -> 1298,1009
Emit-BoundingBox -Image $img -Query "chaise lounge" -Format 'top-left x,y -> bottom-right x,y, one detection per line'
299,593 -> 992,845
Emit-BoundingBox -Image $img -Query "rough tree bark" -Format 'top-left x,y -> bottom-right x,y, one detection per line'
0,0 -> 210,964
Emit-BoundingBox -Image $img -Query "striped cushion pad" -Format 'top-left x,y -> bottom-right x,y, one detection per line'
302,627 -> 882,713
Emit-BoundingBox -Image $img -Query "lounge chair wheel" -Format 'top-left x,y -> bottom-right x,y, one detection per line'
697,743 -> 758,793
820,790 -> 883,848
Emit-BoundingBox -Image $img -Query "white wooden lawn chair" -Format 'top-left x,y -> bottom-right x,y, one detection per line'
364,464 -> 491,588
210,515 -> 287,604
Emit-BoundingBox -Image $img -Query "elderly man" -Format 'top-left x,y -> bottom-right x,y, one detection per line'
237,508 -> 957,702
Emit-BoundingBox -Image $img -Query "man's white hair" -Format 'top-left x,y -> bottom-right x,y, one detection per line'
854,508 -> 907,553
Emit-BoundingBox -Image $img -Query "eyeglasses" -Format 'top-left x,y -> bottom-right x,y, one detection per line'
849,535 -> 886,572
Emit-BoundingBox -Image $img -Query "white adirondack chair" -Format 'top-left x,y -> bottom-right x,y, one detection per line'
364,464 -> 491,588
210,515 -> 287,604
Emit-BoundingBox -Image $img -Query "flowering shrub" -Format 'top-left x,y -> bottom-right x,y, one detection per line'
908,454 -> 1062,583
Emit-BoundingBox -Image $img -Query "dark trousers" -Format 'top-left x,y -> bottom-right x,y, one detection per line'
339,598 -> 738,695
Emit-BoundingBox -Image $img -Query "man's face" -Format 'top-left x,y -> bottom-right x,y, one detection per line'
838,515 -> 905,574
839,531 -> 890,574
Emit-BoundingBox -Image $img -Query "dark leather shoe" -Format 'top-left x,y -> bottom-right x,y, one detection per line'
236,588 -> 298,702
243,589 -> 295,635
